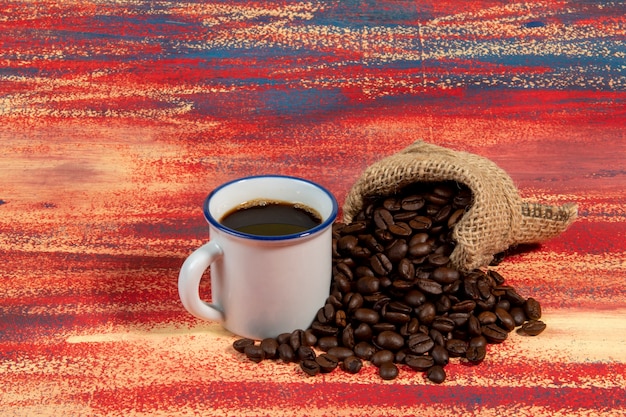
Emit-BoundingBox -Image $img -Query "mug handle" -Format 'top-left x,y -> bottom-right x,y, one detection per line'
178,242 -> 225,322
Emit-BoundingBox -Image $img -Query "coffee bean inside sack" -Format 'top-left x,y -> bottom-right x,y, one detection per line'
233,181 -> 546,383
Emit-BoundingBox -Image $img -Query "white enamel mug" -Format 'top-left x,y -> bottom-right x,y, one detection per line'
178,175 -> 338,340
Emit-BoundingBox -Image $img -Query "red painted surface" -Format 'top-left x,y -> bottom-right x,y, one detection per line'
1,1 -> 625,416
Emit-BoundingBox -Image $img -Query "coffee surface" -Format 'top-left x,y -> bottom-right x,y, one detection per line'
220,200 -> 322,236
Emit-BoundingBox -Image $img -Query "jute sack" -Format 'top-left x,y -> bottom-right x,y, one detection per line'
343,141 -> 578,272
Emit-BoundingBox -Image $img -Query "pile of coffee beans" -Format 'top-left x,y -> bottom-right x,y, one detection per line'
233,181 -> 546,383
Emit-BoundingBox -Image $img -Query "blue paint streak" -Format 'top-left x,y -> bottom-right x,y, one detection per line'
524,21 -> 546,28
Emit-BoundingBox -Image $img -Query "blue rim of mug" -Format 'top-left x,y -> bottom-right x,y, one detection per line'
204,175 -> 339,241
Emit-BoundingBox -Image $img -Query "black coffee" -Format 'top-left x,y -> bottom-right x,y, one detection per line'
220,200 -> 322,236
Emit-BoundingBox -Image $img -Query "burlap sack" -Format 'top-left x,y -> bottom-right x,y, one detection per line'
343,141 -> 578,272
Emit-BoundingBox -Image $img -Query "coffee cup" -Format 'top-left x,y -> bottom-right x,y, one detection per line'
178,175 -> 338,340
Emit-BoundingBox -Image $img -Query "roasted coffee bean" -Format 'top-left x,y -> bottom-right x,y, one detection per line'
432,316 -> 456,333
469,335 -> 487,349
467,314 -> 482,336
409,232 -> 430,245
388,222 -> 412,237
356,276 -> 381,295
495,307 -> 516,331
397,258 -> 415,280
429,329 -> 445,347
408,242 -> 432,258
334,273 -> 352,293
409,216 -> 432,231
449,312 -> 470,327
341,221 -> 367,234
300,359 -> 321,376
407,333 -> 435,354
344,292 -> 364,312
317,304 -> 335,324
341,324 -> 356,349
401,195 -> 425,211
524,297 -> 542,320
496,299 -> 511,311
373,208 -> 395,230
353,322 -> 373,341
316,354 -> 339,373
372,322 -> 397,333
478,311 -> 497,325
400,317 -> 420,336
244,345 -> 265,363
370,253 -> 393,276
379,362 -> 399,380
509,307 -> 527,326
383,310 -> 411,324
327,347 -> 355,361
427,253 -> 450,267
260,338 -> 279,359
297,346 -> 316,361
310,322 -> 339,337
365,293 -> 390,305
375,330 -> 405,351
278,343 -> 296,362
443,280 -> 462,296
466,345 -> 486,362
337,235 -> 358,253
379,275 -> 393,288
335,309 -> 348,327
355,266 -> 375,278
386,239 -> 408,262
383,198 -> 402,212
317,336 -> 339,351
354,341 -> 376,360
435,295 -> 451,313
447,208 -> 465,228
482,323 -> 509,343
393,211 -> 418,222
404,289 -> 426,307
343,356 -> 363,374
360,234 -> 384,253
430,344 -> 449,366
354,308 -> 380,325
451,299 -> 477,313
405,354 -> 435,371
427,365 -> 446,384
417,302 -> 437,325
445,339 -> 468,357
431,267 -> 460,284
351,246 -> 371,258
371,350 -> 395,367
519,320 -> 547,336
433,205 -> 452,223
233,338 -> 255,353
487,269 -> 506,285
276,332 -> 292,345
289,330 -> 305,350
328,293 -> 343,308
476,294 -> 497,311
416,279 -> 443,295
388,301 -> 412,314
476,275 -> 493,299
374,228 -> 394,243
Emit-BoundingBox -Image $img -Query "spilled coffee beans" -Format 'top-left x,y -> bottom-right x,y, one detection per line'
233,181 -> 546,382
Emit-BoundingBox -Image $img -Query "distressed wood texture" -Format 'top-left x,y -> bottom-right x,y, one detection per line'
1,1 -> 625,416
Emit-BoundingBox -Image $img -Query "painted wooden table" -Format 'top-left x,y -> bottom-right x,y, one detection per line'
1,1 -> 625,416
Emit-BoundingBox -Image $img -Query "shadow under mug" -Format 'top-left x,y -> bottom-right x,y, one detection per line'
178,175 -> 338,340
